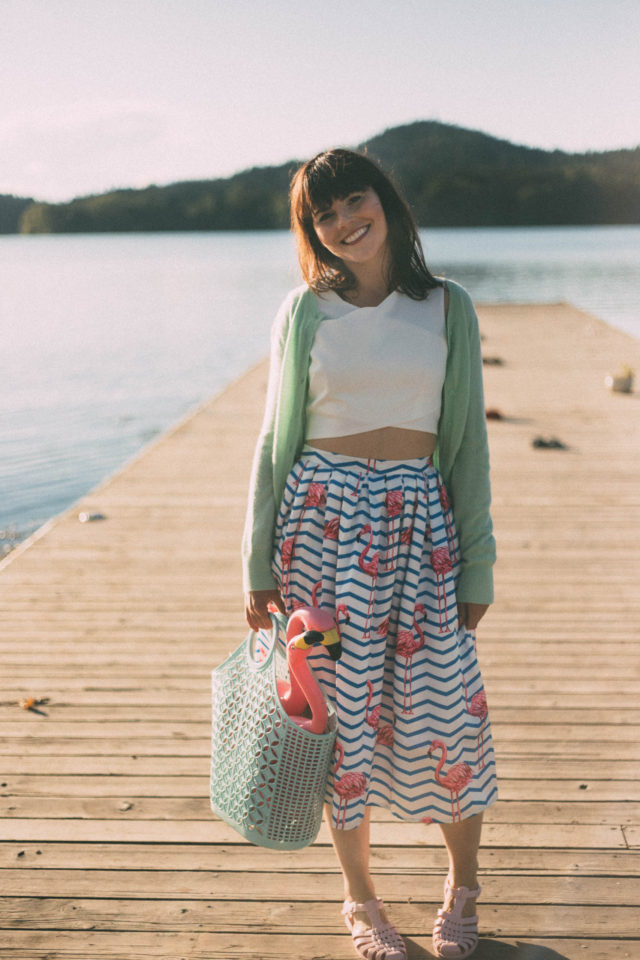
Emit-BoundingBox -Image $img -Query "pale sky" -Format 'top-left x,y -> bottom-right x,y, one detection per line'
2,0 -> 639,202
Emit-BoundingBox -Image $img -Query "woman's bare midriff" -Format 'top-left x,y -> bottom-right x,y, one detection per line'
306,426 -> 437,461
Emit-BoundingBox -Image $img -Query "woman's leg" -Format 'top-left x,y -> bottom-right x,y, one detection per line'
324,803 -> 391,924
438,812 -> 483,916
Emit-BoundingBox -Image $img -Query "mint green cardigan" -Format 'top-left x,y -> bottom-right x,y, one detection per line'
242,279 -> 496,604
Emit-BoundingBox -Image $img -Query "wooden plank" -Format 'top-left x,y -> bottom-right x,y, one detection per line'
2,871 -> 639,905
0,723 -> 217,737
2,775 -> 638,801
0,931 -> 635,960
3,755 -> 639,778
2,689 -> 637,709
1,796 -> 638,825
0,819 -> 627,848
7,721 -> 637,742
624,826 -> 640,848
1,737 -> 639,759
4,704 -> 640,724
0,897 -> 638,937
2,843 -> 638,875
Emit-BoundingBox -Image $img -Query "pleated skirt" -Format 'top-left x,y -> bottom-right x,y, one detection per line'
271,446 -> 498,830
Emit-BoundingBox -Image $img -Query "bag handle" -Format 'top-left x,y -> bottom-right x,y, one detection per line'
246,610 -> 288,671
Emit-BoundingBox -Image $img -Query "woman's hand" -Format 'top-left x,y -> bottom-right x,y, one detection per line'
457,602 -> 490,631
245,589 -> 286,631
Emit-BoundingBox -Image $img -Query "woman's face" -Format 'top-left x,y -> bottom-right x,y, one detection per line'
311,187 -> 388,272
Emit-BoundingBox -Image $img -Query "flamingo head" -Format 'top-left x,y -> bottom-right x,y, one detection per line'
357,523 -> 372,541
427,739 -> 444,758
286,605 -> 335,637
291,628 -> 342,661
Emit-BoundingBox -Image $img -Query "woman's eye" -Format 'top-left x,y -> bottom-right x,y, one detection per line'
317,211 -> 334,223
348,194 -> 363,204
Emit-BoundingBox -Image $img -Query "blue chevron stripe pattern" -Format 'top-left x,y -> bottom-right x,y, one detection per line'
269,447 -> 498,830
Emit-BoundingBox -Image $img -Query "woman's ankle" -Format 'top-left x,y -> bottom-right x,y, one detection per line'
344,881 -> 377,904
449,872 -> 479,891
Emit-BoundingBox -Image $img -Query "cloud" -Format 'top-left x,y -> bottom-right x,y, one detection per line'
0,99 -> 192,200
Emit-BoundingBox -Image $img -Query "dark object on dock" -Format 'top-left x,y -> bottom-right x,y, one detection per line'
483,356 -> 504,365
532,436 -> 568,449
19,696 -> 50,716
485,408 -> 504,420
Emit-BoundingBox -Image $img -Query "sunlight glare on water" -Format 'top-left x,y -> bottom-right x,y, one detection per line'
1,226 -> 638,550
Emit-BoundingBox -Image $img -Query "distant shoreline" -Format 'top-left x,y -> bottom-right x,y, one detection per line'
3,120 -> 639,235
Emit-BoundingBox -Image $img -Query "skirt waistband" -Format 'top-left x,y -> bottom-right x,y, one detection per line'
301,444 -> 433,474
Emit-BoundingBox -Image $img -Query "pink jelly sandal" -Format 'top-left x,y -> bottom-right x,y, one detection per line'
342,896 -> 407,960
432,876 -> 481,959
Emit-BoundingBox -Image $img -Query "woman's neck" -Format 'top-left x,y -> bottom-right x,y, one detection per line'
342,259 -> 391,308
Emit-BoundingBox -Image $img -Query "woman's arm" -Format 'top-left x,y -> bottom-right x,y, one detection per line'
444,284 -> 496,608
444,285 -> 491,631
241,299 -> 291,626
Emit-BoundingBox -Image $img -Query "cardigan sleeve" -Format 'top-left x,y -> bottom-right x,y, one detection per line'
241,300 -> 290,593
446,289 -> 497,604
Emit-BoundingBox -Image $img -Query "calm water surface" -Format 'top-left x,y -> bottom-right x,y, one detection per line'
1,227 -> 639,551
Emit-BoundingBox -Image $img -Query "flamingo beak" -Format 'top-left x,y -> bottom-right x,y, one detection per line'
321,627 -> 342,661
292,629 -> 324,650
292,628 -> 342,660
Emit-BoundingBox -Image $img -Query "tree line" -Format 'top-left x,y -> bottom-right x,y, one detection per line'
4,121 -> 639,234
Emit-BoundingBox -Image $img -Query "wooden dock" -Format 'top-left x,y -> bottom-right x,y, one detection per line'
1,302 -> 638,959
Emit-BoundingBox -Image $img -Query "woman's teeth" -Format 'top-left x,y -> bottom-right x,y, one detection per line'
343,225 -> 369,245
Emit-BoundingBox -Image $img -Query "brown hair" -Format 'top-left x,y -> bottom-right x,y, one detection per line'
289,148 -> 441,300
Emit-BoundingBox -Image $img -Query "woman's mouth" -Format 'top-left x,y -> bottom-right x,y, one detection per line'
342,224 -> 370,245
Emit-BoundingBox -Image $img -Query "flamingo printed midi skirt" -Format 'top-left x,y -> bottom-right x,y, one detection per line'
271,446 -> 498,830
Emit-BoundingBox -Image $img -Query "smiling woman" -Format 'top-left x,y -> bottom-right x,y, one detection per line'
241,148 -> 498,960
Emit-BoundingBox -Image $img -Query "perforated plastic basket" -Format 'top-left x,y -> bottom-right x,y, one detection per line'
210,613 -> 337,850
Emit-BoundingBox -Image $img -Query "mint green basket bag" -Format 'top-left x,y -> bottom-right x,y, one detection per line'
210,612 -> 338,850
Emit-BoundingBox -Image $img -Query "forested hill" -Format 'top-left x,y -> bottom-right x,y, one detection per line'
11,121 -> 640,233
0,195 -> 35,233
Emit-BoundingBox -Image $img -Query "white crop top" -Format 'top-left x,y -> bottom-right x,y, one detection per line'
306,286 -> 447,439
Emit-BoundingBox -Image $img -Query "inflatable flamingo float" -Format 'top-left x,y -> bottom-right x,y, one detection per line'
276,606 -> 342,734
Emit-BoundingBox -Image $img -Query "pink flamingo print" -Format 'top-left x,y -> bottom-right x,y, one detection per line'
428,739 -> 474,822
376,722 -> 395,748
323,517 -> 340,540
400,497 -> 418,546
394,603 -> 427,714
294,482 -> 327,540
384,488 -> 404,568
281,538 -> 294,598
365,679 -> 380,729
439,483 -> 458,561
462,674 -> 488,769
430,546 -> 453,631
352,458 -> 376,498
281,483 -> 326,598
333,740 -> 367,828
357,524 -> 380,639
376,616 -> 389,639
335,604 -> 351,639
311,580 -> 322,607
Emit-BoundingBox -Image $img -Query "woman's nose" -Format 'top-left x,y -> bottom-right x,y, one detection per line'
335,205 -> 353,228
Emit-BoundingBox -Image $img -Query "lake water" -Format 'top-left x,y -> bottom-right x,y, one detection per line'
1,226 -> 639,554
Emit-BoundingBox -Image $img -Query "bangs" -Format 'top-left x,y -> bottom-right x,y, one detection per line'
301,153 -> 375,216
